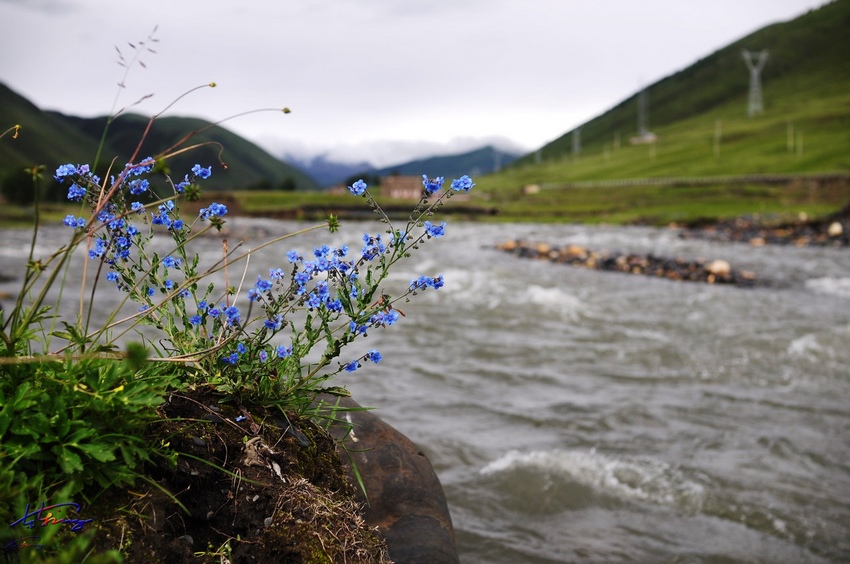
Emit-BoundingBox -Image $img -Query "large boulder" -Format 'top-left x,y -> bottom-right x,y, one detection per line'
324,396 -> 459,564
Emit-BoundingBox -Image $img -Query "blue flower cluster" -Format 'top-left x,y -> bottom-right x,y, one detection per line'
151,200 -> 185,231
55,161 -> 214,294
174,164 -> 213,193
343,349 -> 382,372
422,175 -> 444,196
55,163 -> 96,203
450,175 -> 475,192
199,202 -> 228,221
410,274 -> 445,291
424,220 -> 446,238
360,233 -> 386,261
63,215 -> 86,229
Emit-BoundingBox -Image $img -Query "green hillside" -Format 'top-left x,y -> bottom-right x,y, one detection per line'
0,84 -> 318,195
487,0 -> 850,192
0,83 -> 107,170
57,113 -> 318,191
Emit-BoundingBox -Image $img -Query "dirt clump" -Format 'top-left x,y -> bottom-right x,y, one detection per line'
87,386 -> 390,563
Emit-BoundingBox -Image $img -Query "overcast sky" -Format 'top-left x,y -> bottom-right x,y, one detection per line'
0,0 -> 830,167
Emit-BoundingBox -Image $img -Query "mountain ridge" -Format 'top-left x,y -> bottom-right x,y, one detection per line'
0,83 -> 319,192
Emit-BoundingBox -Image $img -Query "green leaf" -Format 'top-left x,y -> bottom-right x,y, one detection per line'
74,442 -> 117,463
54,446 -> 84,474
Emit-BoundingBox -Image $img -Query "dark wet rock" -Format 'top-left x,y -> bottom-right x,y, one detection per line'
497,240 -> 758,287
679,212 -> 850,247
325,396 -> 459,564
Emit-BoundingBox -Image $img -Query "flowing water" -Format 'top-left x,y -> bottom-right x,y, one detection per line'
2,219 -> 849,563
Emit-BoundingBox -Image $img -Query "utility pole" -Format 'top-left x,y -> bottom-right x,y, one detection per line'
742,49 -> 768,117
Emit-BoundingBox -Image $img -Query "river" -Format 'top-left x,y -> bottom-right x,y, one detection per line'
2,219 -> 849,562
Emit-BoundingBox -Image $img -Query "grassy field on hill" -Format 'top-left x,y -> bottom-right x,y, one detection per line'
469,0 -> 850,223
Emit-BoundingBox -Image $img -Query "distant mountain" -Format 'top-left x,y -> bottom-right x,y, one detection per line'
367,145 -> 520,181
285,154 -> 372,188
0,83 -> 319,191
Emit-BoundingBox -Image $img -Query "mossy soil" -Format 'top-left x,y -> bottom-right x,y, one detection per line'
85,386 -> 390,563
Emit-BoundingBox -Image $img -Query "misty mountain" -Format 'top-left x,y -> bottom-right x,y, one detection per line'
373,145 -> 519,178
286,144 -> 520,188
284,154 -> 373,188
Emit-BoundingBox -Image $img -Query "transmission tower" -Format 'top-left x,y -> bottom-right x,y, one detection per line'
637,88 -> 649,137
742,49 -> 768,117
572,127 -> 581,158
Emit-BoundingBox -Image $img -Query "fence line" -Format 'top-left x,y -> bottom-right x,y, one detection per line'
539,172 -> 850,190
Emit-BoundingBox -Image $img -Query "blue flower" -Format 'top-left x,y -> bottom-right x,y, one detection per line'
255,276 -> 273,293
365,349 -> 382,363
189,315 -> 202,325
344,361 -> 359,372
361,233 -> 386,261
348,179 -> 368,196
192,164 -> 212,179
63,215 -> 85,228
287,250 -> 300,263
55,163 -> 78,180
221,352 -> 239,365
162,255 -> 181,269
276,345 -> 292,359
259,350 -> 269,362
67,183 -> 86,201
370,309 -> 400,327
422,175 -> 444,196
450,175 -> 475,192
198,300 -> 208,310
264,314 -> 283,330
128,178 -> 150,195
306,291 -> 323,309
237,342 -> 247,355
424,220 -> 446,238
106,272 -> 119,282
131,202 -> 145,214
224,306 -> 240,325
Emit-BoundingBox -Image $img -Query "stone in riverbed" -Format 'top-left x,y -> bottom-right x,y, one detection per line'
706,259 -> 731,276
